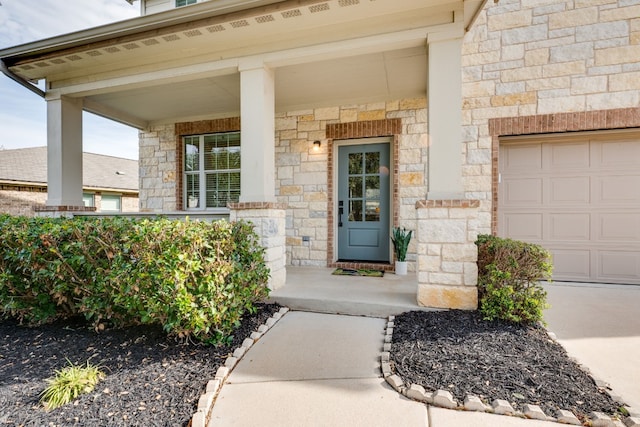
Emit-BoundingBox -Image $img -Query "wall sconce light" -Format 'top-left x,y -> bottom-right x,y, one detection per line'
313,140 -> 321,151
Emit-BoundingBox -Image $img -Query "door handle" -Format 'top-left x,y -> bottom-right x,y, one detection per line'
338,201 -> 344,227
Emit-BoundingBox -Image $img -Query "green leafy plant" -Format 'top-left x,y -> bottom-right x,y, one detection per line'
0,214 -> 270,343
391,227 -> 412,262
40,360 -> 105,410
476,234 -> 552,324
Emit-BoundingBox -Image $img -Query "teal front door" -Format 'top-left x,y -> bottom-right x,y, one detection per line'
337,142 -> 390,262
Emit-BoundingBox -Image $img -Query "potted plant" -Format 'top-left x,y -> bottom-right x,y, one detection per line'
391,227 -> 412,275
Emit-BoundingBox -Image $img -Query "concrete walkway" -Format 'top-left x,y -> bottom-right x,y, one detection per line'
208,312 -> 426,426
205,271 -> 640,426
208,311 -> 556,427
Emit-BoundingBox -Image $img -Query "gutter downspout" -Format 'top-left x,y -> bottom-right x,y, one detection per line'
0,60 -> 45,98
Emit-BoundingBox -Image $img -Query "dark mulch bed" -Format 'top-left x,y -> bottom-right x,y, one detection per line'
391,310 -> 620,422
0,303 -> 280,427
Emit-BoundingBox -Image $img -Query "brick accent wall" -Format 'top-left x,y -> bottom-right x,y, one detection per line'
121,195 -> 140,212
461,0 -> 640,235
0,188 -> 46,217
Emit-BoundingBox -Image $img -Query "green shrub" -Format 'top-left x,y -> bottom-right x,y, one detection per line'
475,234 -> 552,324
0,214 -> 270,342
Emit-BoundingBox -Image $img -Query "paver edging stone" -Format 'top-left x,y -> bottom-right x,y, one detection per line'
190,306 -> 290,427
381,315 -> 627,426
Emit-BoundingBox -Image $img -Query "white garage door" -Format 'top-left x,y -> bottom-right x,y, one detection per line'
499,131 -> 640,285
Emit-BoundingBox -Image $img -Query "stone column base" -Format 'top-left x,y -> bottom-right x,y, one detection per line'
417,284 -> 478,310
415,199 -> 480,310
228,202 -> 287,291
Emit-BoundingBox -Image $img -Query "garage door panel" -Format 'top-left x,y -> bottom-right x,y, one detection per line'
597,213 -> 640,241
550,249 -> 591,280
502,144 -> 542,172
549,213 -> 590,240
549,176 -> 590,204
597,139 -> 640,167
596,175 -> 640,204
549,142 -> 590,169
597,251 -> 640,282
502,213 -> 542,240
504,178 -> 542,204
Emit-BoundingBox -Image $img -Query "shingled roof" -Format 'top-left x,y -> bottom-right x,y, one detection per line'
0,147 -> 138,192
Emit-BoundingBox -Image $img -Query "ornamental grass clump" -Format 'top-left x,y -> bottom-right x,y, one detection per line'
476,234 -> 553,325
40,361 -> 105,410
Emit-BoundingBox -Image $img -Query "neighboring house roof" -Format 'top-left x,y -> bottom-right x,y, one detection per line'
0,147 -> 138,192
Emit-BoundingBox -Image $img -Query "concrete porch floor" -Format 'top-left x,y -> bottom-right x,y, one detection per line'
268,266 -> 433,317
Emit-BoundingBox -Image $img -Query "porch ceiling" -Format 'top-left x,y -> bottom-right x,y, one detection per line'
0,0 -> 486,127
87,46 -> 427,124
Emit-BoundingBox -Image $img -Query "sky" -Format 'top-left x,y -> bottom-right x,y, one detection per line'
0,0 -> 140,159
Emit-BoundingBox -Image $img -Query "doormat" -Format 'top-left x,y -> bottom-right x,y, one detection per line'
332,268 -> 384,277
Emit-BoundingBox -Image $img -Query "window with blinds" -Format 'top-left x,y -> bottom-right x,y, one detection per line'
183,132 -> 240,209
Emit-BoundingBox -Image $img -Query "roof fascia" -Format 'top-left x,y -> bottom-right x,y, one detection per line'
0,61 -> 45,97
0,0 -> 287,63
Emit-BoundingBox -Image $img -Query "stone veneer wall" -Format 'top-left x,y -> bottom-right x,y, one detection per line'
415,199 -> 479,310
139,124 -> 179,212
228,202 -> 287,290
462,0 -> 640,235
138,98 -> 429,269
275,98 -> 429,269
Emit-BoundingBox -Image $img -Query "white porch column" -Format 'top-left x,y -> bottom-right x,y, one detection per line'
239,62 -> 275,203
426,35 -> 464,199
46,95 -> 84,207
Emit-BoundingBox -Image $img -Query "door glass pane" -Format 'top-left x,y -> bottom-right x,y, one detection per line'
365,152 -> 379,174
349,200 -> 363,222
349,176 -> 363,198
365,176 -> 380,196
365,200 -> 380,222
349,153 -> 363,174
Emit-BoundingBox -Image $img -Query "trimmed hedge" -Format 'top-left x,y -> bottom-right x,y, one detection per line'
0,215 -> 270,343
476,234 -> 552,324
